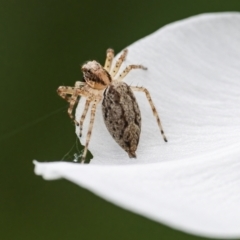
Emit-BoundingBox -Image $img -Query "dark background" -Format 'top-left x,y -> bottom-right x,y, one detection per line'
1,1 -> 240,239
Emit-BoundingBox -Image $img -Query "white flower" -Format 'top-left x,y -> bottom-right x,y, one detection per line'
34,13 -> 240,238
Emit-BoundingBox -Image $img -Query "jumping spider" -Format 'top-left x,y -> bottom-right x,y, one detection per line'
57,48 -> 167,163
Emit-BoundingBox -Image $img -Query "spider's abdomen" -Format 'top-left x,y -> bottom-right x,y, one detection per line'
102,82 -> 141,158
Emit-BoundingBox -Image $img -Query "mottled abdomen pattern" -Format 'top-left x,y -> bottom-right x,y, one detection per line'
102,82 -> 141,158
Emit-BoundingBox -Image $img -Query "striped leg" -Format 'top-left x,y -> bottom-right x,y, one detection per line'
60,93 -> 71,102
110,49 -> 128,78
117,64 -> 147,81
131,86 -> 167,142
104,48 -> 114,72
67,91 -> 79,124
57,86 -> 74,102
57,81 -> 85,103
57,86 -> 78,123
81,99 -> 100,163
66,82 -> 85,123
78,99 -> 90,137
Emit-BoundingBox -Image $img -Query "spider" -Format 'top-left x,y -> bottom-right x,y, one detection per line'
57,48 -> 167,163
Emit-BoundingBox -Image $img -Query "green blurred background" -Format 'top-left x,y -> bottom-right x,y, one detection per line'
1,1 -> 240,239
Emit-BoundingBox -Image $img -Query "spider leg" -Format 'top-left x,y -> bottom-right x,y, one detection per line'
81,99 -> 100,163
110,49 -> 128,78
104,48 -> 114,72
75,81 -> 85,88
67,82 -> 85,123
67,91 -> 79,124
57,86 -> 74,102
61,93 -> 71,102
78,99 -> 91,137
131,86 -> 167,142
116,64 -> 147,82
57,81 -> 85,102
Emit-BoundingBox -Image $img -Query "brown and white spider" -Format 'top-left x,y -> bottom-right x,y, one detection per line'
57,48 -> 167,163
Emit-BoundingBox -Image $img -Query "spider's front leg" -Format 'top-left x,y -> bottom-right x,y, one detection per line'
110,49 -> 128,78
68,82 -> 86,124
57,81 -> 85,101
116,64 -> 147,82
77,99 -> 90,137
57,86 -> 75,102
131,86 -> 168,142
104,48 -> 114,72
57,81 -> 85,124
81,98 -> 101,163
57,86 -> 78,124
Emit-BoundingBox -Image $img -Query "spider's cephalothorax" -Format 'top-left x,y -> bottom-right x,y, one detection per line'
57,48 -> 167,163
82,60 -> 112,90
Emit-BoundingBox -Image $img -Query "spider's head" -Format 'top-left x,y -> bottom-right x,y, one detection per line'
81,60 -> 112,90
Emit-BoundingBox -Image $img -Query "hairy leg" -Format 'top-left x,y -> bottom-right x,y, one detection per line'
57,86 -> 74,102
104,48 -> 114,72
63,82 -> 85,123
131,86 -> 167,142
110,49 -> 128,78
67,91 -> 79,122
117,64 -> 147,81
57,81 -> 85,102
78,99 -> 90,137
81,100 -> 99,163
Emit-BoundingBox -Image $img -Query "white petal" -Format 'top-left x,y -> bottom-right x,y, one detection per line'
34,13 -> 240,238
